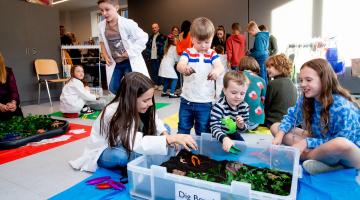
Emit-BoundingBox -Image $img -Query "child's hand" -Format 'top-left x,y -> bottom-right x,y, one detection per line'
6,101 -> 17,112
207,69 -> 220,80
236,116 -> 245,129
222,137 -> 234,152
121,51 -> 128,58
105,57 -> 112,66
183,66 -> 195,76
272,131 -> 285,145
0,103 -> 9,112
166,134 -> 198,151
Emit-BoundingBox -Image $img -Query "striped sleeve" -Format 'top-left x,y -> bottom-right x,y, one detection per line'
237,102 -> 250,132
210,50 -> 220,64
210,102 -> 227,143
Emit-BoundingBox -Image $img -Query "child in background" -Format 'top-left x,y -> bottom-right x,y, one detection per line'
158,34 -> 180,98
176,20 -> 192,56
214,45 -> 227,100
247,21 -> 269,85
70,72 -> 197,172
264,54 -> 297,127
226,23 -> 246,70
97,0 -> 149,94
60,65 -> 97,118
238,56 -> 266,130
271,58 -> 360,175
210,71 -> 250,152
177,17 -> 224,135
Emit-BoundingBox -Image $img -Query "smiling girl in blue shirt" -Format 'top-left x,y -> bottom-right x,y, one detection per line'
270,58 -> 360,175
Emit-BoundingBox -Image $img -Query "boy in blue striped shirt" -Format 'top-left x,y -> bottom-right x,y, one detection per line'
210,71 -> 250,152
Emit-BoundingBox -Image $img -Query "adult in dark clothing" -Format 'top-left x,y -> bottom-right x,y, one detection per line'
0,53 -> 23,121
258,24 -> 278,56
211,26 -> 227,50
145,23 -> 167,89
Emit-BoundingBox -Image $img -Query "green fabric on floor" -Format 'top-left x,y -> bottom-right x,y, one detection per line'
48,103 -> 170,120
155,102 -> 170,110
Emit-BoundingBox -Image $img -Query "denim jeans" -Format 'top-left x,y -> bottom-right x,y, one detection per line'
109,59 -> 132,94
257,57 -> 268,86
178,98 -> 212,135
150,59 -> 162,85
97,145 -> 139,169
162,78 -> 178,94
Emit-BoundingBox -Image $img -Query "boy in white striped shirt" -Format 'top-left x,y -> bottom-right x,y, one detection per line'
210,71 -> 250,152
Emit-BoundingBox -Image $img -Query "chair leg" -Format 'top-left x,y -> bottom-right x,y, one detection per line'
45,80 -> 52,107
38,83 -> 41,104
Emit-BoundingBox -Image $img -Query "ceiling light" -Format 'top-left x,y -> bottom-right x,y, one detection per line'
52,0 -> 69,5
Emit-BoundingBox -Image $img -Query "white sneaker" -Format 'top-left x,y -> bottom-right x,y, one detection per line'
303,160 -> 344,175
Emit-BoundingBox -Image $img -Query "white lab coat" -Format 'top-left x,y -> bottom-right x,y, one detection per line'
158,45 -> 179,79
60,78 -> 97,113
69,102 -> 168,172
98,15 -> 150,87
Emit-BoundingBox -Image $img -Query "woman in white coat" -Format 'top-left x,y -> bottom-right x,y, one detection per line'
69,72 -> 197,172
98,0 -> 149,94
60,65 -> 97,118
158,35 -> 180,98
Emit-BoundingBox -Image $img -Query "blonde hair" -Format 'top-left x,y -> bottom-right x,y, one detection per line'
239,56 -> 260,74
266,54 -> 293,77
247,21 -> 258,31
223,71 -> 249,88
0,52 -> 7,84
190,17 -> 215,41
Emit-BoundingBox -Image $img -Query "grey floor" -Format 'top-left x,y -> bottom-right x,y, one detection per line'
0,91 -> 272,200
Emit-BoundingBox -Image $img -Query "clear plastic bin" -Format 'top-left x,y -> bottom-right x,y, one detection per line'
127,133 -> 301,200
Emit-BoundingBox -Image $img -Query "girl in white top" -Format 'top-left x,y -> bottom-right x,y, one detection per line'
98,0 -> 149,94
69,72 -> 197,172
60,65 -> 97,116
158,34 -> 180,98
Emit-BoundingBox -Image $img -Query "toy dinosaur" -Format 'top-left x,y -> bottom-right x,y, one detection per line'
221,116 -> 237,134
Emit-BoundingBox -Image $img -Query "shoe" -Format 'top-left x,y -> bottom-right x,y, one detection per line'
169,94 -> 180,98
302,160 -> 344,175
81,106 -> 94,114
161,92 -> 168,97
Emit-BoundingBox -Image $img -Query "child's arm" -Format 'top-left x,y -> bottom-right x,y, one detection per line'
176,52 -> 194,75
236,104 -> 250,131
73,80 -> 97,101
124,19 -> 148,58
208,56 -> 224,80
99,42 -> 112,66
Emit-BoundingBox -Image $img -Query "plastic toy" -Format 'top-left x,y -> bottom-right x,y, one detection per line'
86,176 -> 126,191
229,145 -> 241,154
221,116 -> 237,134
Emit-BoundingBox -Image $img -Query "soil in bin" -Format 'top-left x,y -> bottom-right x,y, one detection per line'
160,150 -> 292,196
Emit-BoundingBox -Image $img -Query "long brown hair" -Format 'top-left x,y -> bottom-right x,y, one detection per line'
100,72 -> 156,153
301,58 -> 359,134
0,52 -> 7,84
70,65 -> 88,87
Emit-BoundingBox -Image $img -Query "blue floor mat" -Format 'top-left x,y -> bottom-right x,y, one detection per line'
298,168 -> 360,200
51,168 -> 359,200
50,168 -> 131,200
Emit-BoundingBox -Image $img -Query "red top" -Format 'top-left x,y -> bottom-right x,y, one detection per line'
226,34 -> 246,67
176,34 -> 192,55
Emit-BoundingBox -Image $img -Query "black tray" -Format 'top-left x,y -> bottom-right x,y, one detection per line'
0,119 -> 69,150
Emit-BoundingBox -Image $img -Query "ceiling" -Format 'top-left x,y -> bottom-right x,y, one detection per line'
52,0 -> 99,11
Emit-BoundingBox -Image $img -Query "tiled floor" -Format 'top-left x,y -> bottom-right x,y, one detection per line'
0,91 -> 272,199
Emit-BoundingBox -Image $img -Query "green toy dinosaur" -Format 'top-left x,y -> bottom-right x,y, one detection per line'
221,116 -> 237,134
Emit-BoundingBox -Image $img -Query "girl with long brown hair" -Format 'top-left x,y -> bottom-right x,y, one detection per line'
70,72 -> 197,172
270,58 -> 360,175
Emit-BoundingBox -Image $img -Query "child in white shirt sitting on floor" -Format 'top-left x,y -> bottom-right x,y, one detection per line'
60,65 -> 97,118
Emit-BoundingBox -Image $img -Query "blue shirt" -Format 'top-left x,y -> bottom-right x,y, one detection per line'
279,95 -> 360,148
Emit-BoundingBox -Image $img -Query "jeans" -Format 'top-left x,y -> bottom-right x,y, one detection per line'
257,57 -> 268,86
97,145 -> 139,169
109,59 -> 132,94
178,98 -> 212,135
162,78 -> 178,94
150,59 -> 162,85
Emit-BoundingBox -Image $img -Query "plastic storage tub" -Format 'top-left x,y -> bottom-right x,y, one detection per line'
127,134 -> 301,200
